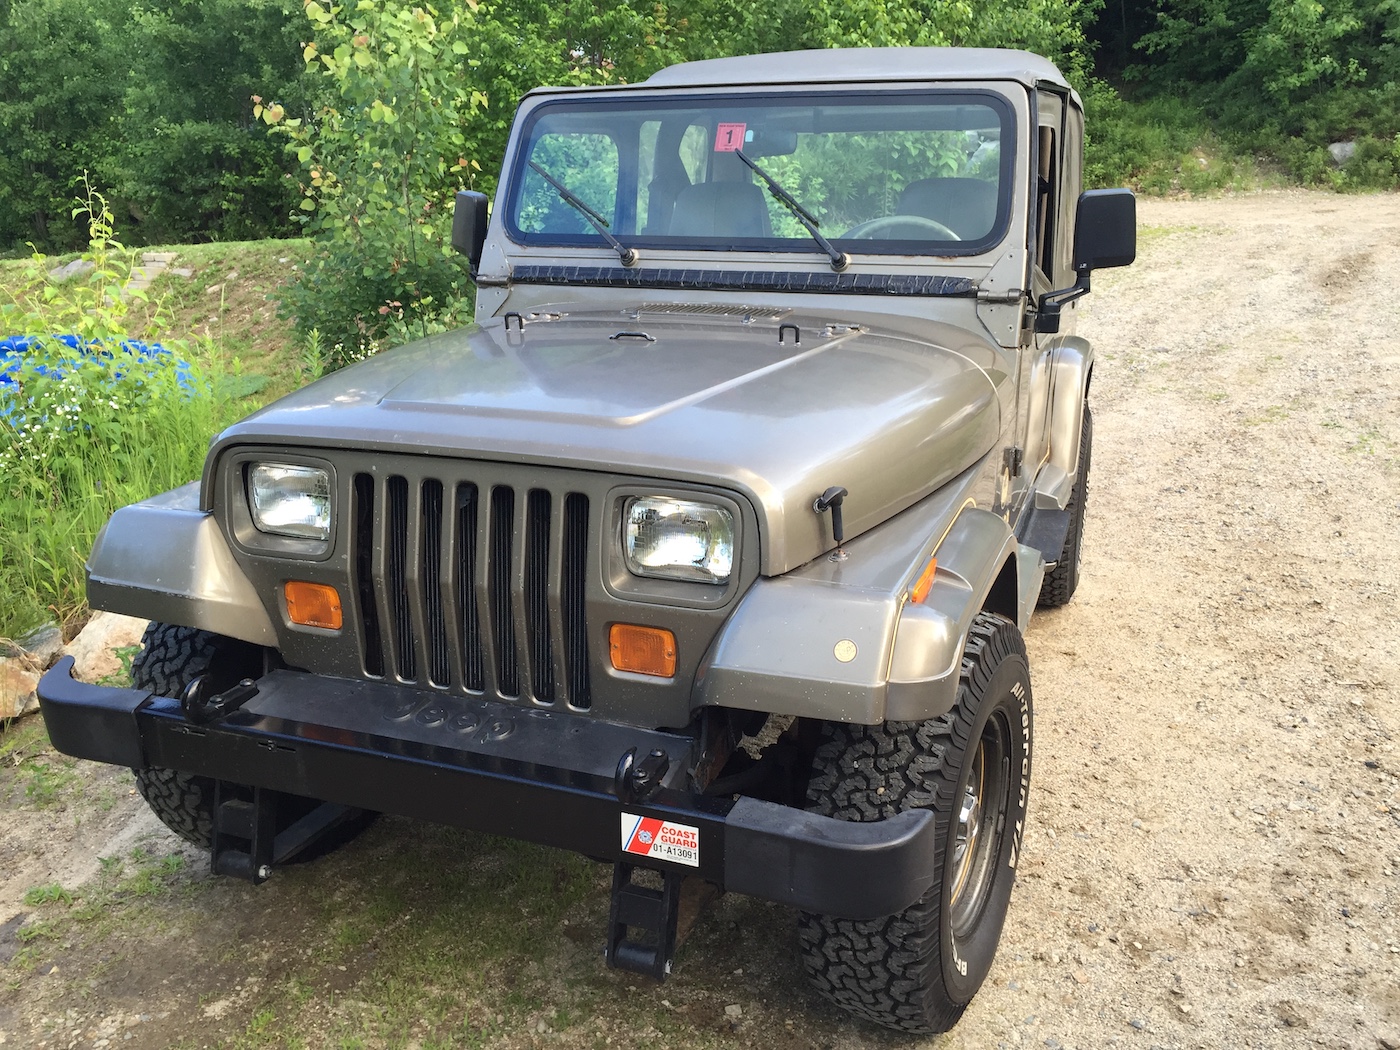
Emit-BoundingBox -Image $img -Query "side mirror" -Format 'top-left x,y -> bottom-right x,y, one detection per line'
1073,188 -> 1136,272
451,190 -> 489,276
1036,188 -> 1136,334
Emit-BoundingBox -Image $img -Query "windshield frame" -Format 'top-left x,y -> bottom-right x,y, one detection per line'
501,88 -> 1018,260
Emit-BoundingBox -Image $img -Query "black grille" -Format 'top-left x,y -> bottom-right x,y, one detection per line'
352,471 -> 590,708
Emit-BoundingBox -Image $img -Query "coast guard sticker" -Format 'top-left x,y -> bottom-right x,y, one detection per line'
621,813 -> 700,867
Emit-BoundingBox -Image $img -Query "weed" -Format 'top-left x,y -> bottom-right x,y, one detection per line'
22,754 -> 79,805
0,189 -> 242,636
23,882 -> 75,906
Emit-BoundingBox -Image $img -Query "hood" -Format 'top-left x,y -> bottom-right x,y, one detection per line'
211,311 -> 1003,574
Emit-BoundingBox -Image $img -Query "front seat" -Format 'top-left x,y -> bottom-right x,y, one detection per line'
668,182 -> 772,238
898,177 -> 998,240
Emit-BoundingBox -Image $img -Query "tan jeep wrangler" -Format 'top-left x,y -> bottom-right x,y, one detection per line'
40,46 -> 1134,1033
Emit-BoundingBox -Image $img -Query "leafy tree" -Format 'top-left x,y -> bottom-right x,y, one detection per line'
0,0 -> 125,249
267,0 -> 487,357
112,0 -> 308,243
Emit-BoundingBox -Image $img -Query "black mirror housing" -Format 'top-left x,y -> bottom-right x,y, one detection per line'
451,190 -> 490,275
1073,188 -> 1136,273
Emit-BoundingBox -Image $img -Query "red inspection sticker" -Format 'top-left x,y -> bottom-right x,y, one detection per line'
621,813 -> 700,867
713,123 -> 747,152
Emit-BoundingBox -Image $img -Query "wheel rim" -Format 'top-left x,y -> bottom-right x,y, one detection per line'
948,710 -> 1012,936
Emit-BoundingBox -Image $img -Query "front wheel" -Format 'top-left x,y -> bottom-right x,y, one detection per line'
797,612 -> 1032,1033
131,622 -> 375,857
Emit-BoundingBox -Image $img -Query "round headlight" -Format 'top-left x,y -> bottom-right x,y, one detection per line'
624,497 -> 734,584
249,463 -> 331,540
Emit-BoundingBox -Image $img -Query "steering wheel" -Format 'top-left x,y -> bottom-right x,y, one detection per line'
841,214 -> 962,240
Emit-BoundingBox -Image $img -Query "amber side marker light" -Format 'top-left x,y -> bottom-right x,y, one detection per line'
910,557 -> 938,605
609,624 -> 677,677
285,581 -> 343,630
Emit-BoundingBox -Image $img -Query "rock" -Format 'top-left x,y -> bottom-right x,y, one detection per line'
1328,141 -> 1357,166
170,267 -> 195,278
0,657 -> 40,719
724,1004 -> 742,1019
7,623 -> 64,668
47,259 -> 94,282
63,612 -> 148,683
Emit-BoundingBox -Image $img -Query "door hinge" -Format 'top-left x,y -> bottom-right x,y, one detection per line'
1004,445 -> 1024,476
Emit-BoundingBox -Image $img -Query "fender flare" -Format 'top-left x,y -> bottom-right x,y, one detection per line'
85,482 -> 276,647
1036,335 -> 1094,510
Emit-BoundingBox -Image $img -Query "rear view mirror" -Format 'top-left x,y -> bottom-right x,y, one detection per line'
1073,188 -> 1136,273
451,190 -> 490,275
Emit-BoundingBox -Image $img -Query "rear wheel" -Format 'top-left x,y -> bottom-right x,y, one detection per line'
797,612 -> 1032,1033
131,623 -> 374,856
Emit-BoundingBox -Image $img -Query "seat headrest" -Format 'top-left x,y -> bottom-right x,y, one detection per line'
668,182 -> 772,238
898,177 -> 998,240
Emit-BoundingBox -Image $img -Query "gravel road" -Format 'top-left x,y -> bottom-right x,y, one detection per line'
2,190 -> 1397,1050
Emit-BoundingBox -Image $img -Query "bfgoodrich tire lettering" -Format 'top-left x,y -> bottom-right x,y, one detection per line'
797,612 -> 1032,1033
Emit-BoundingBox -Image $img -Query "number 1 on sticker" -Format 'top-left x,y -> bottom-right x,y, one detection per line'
714,123 -> 746,152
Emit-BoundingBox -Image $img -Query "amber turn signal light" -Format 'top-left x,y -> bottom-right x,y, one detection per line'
284,580 -> 343,630
609,624 -> 677,677
910,557 -> 938,604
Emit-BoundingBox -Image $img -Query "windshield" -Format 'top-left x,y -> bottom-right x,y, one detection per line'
505,91 -> 1013,256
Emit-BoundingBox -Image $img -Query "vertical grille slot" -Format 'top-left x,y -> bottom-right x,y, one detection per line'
386,475 -> 416,681
489,486 -> 518,697
420,479 -> 449,687
352,473 -> 384,677
525,489 -> 555,702
455,483 -> 483,691
562,493 -> 591,709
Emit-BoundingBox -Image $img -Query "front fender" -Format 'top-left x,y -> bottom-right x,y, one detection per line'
693,461 -> 1021,725
86,482 -> 276,646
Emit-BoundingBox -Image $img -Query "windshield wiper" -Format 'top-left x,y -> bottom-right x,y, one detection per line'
733,149 -> 849,272
528,161 -> 638,267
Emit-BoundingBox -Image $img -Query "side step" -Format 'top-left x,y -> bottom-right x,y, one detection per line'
605,862 -> 684,980
211,784 -> 367,884
1018,505 -> 1071,566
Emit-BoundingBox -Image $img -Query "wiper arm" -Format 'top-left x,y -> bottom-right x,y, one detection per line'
529,161 -> 639,267
734,149 -> 849,272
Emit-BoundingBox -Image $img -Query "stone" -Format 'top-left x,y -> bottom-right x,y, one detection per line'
1328,141 -> 1357,166
63,612 -> 148,683
12,623 -> 63,668
724,1004 -> 742,1019
170,267 -> 195,278
47,258 -> 95,282
0,657 -> 40,719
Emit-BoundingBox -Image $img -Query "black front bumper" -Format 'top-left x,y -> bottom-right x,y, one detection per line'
38,658 -> 935,919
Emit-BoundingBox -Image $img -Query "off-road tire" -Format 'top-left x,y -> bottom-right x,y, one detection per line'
130,623 -> 374,856
797,612 -> 1032,1033
1038,404 -> 1093,608
130,624 -> 259,848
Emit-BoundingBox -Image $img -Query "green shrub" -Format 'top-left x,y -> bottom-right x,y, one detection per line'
1084,83 -> 1264,193
267,0 -> 487,361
